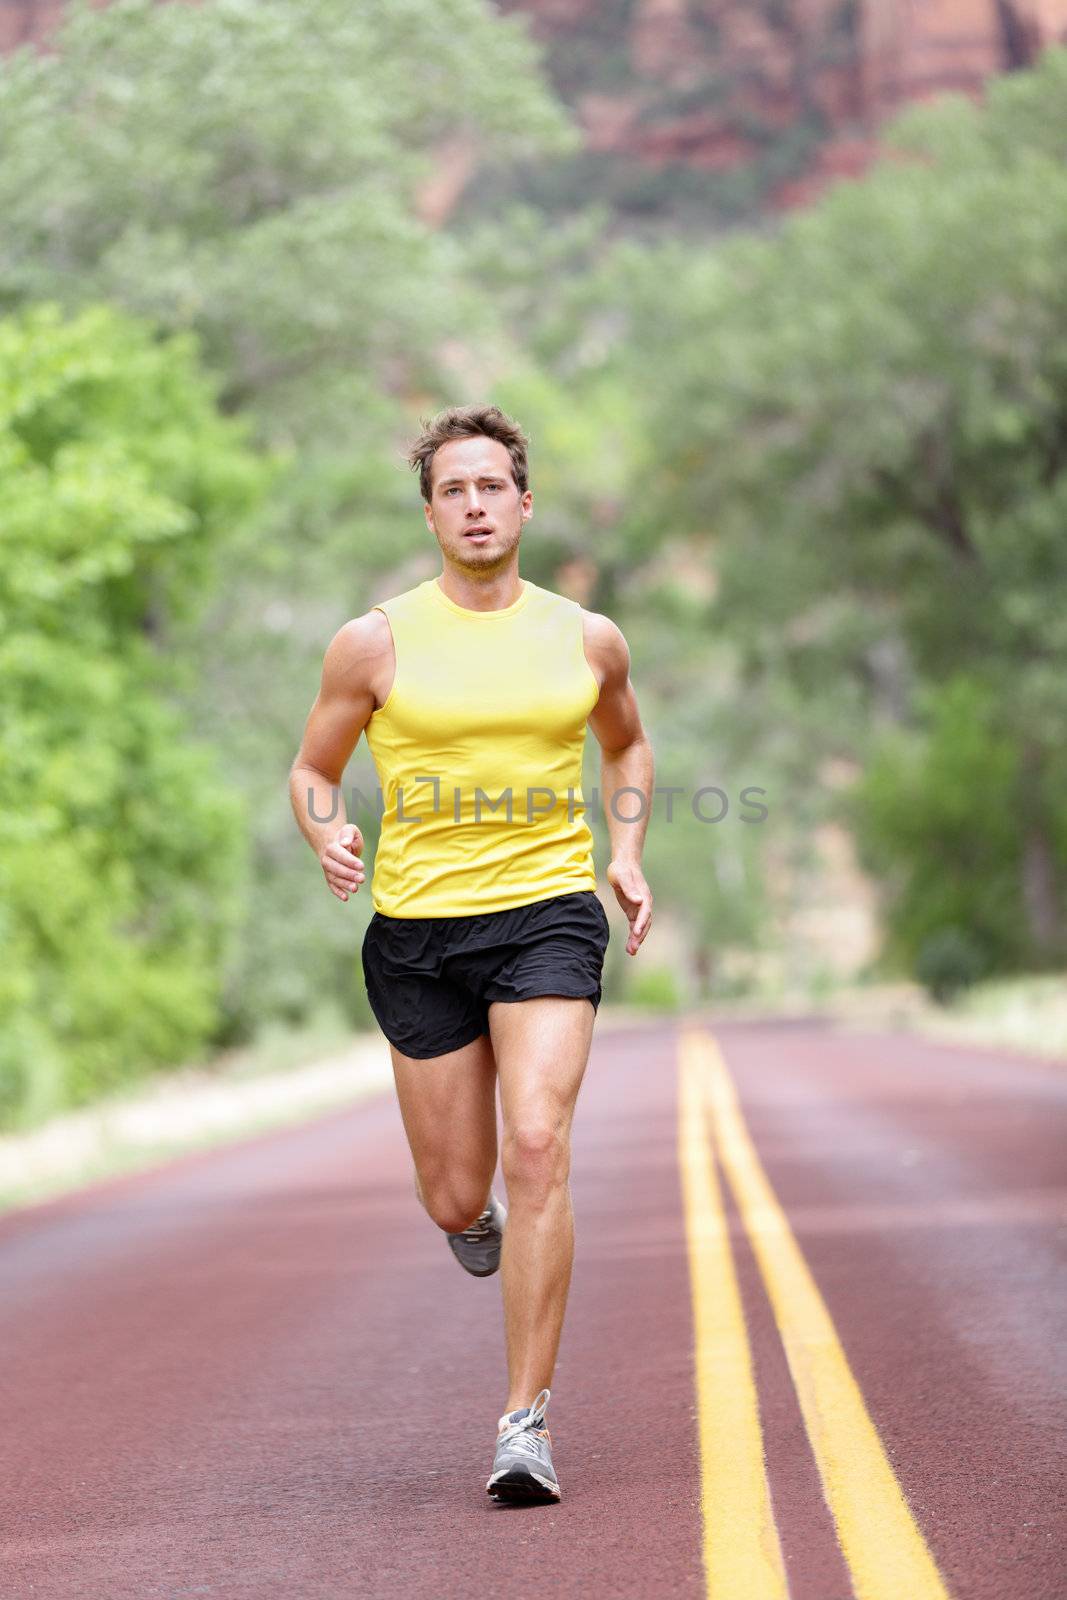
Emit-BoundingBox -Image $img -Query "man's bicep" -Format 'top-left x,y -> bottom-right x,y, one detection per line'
293,623 -> 378,783
589,677 -> 644,754
585,616 -> 645,753
296,688 -> 370,784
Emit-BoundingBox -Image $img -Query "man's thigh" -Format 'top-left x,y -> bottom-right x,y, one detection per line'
390,1032 -> 499,1183
489,995 -> 596,1141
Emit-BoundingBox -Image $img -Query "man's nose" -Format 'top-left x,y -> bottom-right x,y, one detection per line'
464,489 -> 484,514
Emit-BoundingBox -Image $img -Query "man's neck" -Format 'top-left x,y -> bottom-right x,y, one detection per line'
436,566 -> 524,613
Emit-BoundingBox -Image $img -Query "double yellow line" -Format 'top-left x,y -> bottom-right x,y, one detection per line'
678,1029 -> 952,1600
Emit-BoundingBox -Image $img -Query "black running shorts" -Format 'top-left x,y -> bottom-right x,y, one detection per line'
360,890 -> 611,1060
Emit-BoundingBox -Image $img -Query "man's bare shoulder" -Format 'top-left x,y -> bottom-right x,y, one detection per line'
580,608 -> 630,687
323,607 -> 395,696
330,607 -> 393,653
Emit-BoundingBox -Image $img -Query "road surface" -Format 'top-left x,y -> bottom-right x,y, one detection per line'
1,1019 -> 1064,1599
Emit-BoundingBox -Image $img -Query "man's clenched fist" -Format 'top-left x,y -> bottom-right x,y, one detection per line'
320,823 -> 365,902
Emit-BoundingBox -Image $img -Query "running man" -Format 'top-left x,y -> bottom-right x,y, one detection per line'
289,404 -> 653,1504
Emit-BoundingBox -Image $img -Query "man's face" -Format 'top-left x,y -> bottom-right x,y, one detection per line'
424,436 -> 532,573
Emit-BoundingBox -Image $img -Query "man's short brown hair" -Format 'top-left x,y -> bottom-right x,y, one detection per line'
407,404 -> 530,504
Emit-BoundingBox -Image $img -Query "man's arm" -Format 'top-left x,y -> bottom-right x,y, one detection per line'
583,611 -> 654,957
289,610 -> 391,902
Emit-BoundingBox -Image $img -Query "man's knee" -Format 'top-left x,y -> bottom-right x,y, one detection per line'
501,1120 -> 570,1201
416,1167 -> 492,1234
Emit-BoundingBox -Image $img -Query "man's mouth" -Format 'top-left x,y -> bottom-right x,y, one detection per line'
464,527 -> 493,538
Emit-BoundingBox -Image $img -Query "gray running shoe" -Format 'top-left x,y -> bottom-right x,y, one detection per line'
446,1194 -> 507,1278
486,1388 -> 560,1504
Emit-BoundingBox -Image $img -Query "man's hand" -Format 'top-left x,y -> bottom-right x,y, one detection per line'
321,823 -> 365,902
606,859 -> 652,956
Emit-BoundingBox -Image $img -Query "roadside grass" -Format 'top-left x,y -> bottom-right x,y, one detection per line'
904,973 -> 1067,1060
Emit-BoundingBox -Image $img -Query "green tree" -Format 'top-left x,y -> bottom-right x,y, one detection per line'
0,0 -> 572,421
0,0 -> 579,1038
0,303 -> 265,1127
612,50 -> 1067,976
853,676 -> 1029,979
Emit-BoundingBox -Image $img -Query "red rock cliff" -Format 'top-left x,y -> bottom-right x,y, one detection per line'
499,0 -> 1067,206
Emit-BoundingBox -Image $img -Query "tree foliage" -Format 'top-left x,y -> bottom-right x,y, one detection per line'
0,304 -> 265,1126
615,49 -> 1067,973
0,0 -> 574,423
0,0 -> 579,1043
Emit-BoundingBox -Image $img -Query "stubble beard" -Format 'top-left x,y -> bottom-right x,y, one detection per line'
440,521 -> 522,577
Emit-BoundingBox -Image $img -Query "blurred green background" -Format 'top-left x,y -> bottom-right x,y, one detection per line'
2,0 -> 1065,1130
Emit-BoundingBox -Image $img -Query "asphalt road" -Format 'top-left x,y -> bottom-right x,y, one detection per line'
1,1019 -> 1064,1599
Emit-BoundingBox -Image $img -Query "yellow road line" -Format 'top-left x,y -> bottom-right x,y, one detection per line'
687,1029 -> 952,1600
677,1033 -> 789,1600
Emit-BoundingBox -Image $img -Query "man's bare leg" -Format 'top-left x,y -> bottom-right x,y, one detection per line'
488,995 -> 596,1411
389,1032 -> 499,1233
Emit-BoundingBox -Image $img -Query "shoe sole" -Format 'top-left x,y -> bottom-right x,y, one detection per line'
486,1469 -> 561,1505
447,1245 -> 501,1277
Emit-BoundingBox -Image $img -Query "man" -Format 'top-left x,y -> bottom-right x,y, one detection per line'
289,404 -> 653,1505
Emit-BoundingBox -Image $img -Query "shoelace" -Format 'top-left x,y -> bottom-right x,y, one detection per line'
497,1388 -> 551,1457
459,1204 -> 495,1242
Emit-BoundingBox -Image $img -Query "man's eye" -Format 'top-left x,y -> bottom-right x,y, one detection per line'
486,483 -> 501,491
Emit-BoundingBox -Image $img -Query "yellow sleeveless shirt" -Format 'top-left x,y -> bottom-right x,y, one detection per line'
363,575 -> 599,917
